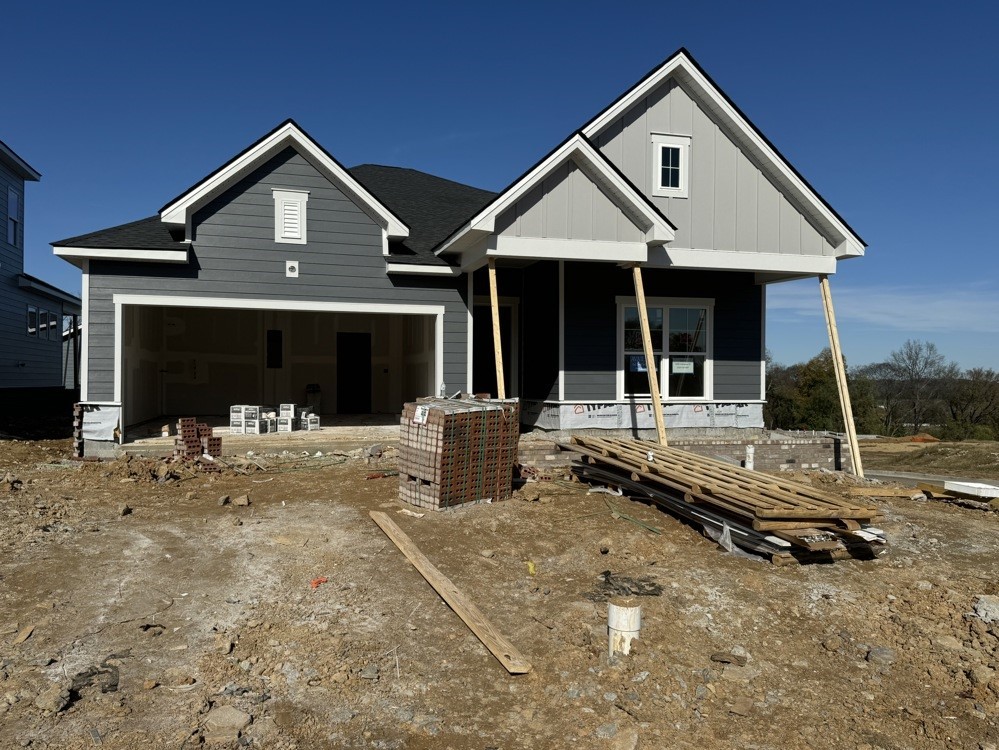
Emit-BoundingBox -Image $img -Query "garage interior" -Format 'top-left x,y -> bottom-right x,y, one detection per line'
121,306 -> 436,429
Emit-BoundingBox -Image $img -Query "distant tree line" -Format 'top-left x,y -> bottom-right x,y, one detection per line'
765,340 -> 999,439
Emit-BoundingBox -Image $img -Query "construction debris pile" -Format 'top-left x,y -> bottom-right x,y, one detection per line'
568,436 -> 888,565
230,404 -> 320,435
173,418 -> 222,460
398,397 -> 519,510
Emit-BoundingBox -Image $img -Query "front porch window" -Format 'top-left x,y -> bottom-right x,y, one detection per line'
617,298 -> 713,400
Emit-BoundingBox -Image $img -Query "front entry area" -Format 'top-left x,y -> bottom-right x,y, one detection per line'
120,304 -> 437,429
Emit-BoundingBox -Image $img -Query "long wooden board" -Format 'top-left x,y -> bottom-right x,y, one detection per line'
370,511 -> 532,675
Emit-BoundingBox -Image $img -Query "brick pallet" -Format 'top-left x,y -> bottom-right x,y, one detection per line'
173,418 -> 223,462
398,397 -> 519,510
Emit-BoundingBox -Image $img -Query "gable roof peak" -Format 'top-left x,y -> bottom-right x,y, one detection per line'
158,119 -> 409,239
580,47 -> 864,255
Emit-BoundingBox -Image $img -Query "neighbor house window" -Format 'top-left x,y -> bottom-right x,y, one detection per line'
26,305 -> 37,336
273,189 -> 309,244
650,134 -> 690,198
618,297 -> 712,399
7,188 -> 20,246
39,310 -> 48,340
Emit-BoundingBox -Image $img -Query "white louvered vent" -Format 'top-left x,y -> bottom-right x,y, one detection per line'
282,201 -> 301,239
273,189 -> 309,244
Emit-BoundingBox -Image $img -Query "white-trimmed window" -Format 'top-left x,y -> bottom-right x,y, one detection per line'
273,189 -> 309,244
650,134 -> 690,199
617,297 -> 713,400
26,305 -> 37,336
7,188 -> 21,246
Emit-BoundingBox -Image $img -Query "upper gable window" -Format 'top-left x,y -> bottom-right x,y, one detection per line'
651,134 -> 690,199
272,189 -> 310,244
7,188 -> 21,246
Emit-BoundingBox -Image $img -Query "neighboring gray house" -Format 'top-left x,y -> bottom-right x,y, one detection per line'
53,49 -> 865,436
1,140 -> 81,390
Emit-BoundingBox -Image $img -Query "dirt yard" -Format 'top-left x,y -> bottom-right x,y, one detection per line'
2,437 -> 999,750
860,439 -> 999,481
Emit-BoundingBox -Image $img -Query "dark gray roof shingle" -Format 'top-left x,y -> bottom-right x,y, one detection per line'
54,165 -> 494,267
348,164 -> 495,260
53,216 -> 186,251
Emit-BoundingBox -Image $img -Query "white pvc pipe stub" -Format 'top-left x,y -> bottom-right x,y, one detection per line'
608,597 -> 642,657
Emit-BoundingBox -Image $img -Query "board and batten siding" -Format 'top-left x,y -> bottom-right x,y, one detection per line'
0,162 -> 67,388
562,263 -> 761,401
494,159 -> 643,243
593,76 -> 834,256
85,147 -> 466,400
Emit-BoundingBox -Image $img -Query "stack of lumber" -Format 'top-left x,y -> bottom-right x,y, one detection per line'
398,397 -> 519,510
567,436 -> 887,565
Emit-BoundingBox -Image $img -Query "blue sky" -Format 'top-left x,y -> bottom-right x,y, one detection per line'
5,1 -> 998,369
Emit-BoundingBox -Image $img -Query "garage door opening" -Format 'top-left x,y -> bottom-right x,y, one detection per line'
120,305 -> 437,430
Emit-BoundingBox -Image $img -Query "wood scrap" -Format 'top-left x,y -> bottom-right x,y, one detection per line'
369,511 -> 531,674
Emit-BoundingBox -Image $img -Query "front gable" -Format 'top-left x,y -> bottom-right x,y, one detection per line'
581,50 -> 865,263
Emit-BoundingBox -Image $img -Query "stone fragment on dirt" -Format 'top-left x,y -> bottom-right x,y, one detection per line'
233,495 -> 250,507
517,484 -> 542,502
480,549 -> 495,558
218,495 -> 230,506
933,635 -> 963,650
12,624 -> 35,645
974,595 -> 999,624
2,472 -> 22,491
710,651 -> 747,667
822,636 -> 845,652
729,696 -> 755,716
359,664 -> 380,680
117,503 -> 132,516
142,679 -> 158,690
204,705 -> 251,744
34,681 -> 71,713
866,646 -> 897,665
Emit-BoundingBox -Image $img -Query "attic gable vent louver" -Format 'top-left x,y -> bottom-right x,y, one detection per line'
273,189 -> 309,244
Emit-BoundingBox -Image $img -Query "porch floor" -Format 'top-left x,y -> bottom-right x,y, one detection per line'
122,414 -> 400,458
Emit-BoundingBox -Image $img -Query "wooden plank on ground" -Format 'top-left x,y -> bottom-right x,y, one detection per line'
369,511 -> 532,675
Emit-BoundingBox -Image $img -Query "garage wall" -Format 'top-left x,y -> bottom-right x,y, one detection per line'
85,147 -> 467,402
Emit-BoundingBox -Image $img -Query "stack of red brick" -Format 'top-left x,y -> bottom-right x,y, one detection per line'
398,397 -> 519,510
174,418 -> 222,460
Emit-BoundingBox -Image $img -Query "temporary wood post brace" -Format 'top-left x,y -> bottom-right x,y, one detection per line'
631,264 -> 668,445
819,274 -> 864,477
487,258 -> 506,399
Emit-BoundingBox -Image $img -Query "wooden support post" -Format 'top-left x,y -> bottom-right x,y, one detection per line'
631,265 -> 668,445
819,275 -> 864,477
487,258 -> 506,399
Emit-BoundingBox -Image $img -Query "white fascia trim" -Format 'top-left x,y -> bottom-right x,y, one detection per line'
437,134 -> 674,256
487,236 -> 648,264
80,260 -> 89,400
646,246 -> 837,275
53,246 -> 190,263
112,294 -> 445,317
386,263 -> 461,276
581,53 -> 865,254
160,122 -> 409,239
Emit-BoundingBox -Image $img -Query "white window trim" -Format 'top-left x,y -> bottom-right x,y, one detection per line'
273,189 -> 309,245
615,296 -> 713,401
7,187 -> 21,247
650,134 -> 691,199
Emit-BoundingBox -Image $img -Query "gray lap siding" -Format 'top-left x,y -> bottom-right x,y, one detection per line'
84,148 -> 467,401
562,263 -> 762,401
